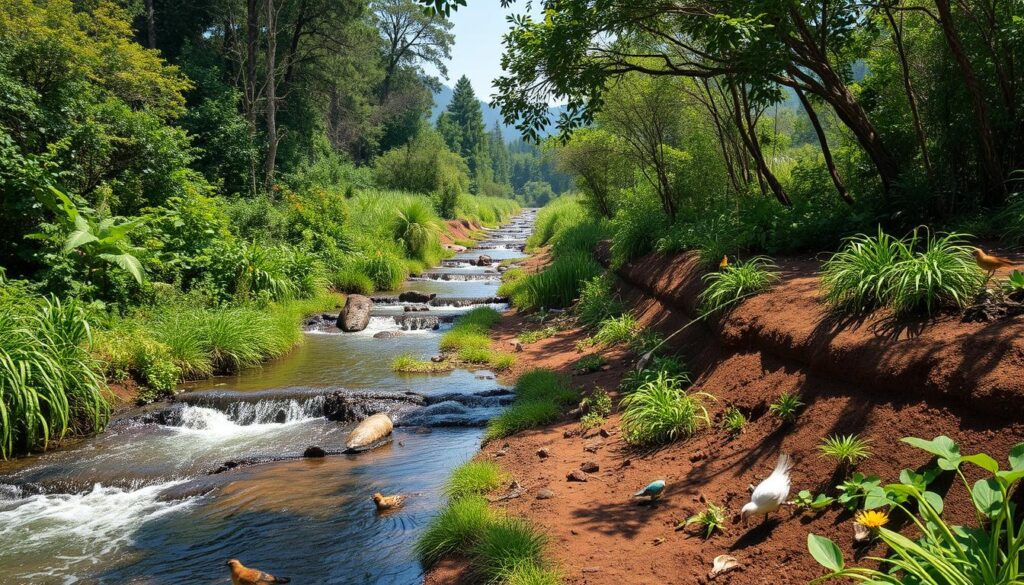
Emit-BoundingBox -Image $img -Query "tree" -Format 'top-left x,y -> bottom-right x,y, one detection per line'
373,0 -> 454,103
556,129 -> 624,218
441,75 -> 490,191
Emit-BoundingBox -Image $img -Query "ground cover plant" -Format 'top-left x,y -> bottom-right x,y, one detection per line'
445,460 -> 507,500
392,353 -> 455,374
619,371 -> 711,446
818,434 -> 872,468
485,369 -> 578,442
440,307 -> 515,370
699,257 -> 781,314
683,502 -> 728,538
769,392 -> 804,423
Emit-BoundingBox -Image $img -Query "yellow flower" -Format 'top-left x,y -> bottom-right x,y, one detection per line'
855,509 -> 889,529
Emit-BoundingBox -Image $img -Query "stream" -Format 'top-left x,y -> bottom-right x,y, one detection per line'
0,210 -> 536,585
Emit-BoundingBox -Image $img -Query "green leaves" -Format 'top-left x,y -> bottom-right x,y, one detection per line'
970,478 -> 1003,518
807,534 -> 844,571
902,435 -> 962,470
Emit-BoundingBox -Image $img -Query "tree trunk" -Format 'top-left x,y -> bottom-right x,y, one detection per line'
934,0 -> 1006,203
884,6 -> 933,183
264,0 -> 279,191
795,87 -> 852,204
245,0 -> 258,126
144,0 -> 156,49
730,84 -> 790,206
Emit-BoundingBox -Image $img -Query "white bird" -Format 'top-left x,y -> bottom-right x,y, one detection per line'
740,453 -> 792,524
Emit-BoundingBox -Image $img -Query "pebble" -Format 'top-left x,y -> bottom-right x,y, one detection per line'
580,461 -> 599,473
303,446 -> 326,458
582,566 -> 600,573
567,470 -> 588,482
583,441 -> 602,453
537,447 -> 550,458
536,488 -> 555,499
599,428 -> 611,438
690,450 -> 707,462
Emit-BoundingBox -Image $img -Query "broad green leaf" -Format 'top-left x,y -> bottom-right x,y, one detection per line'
99,253 -> 145,284
922,491 -> 944,515
963,453 -> 1000,473
807,533 -> 844,571
970,478 -> 1003,517
902,436 -> 961,470
63,230 -> 98,252
1009,443 -> 1024,471
864,485 -> 890,510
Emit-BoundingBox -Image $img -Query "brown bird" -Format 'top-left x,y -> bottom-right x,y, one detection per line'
973,248 -> 1015,283
719,255 -> 729,270
372,492 -> 406,512
226,559 -> 290,585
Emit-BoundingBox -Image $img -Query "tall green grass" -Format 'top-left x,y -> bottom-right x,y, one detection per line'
619,371 -> 711,446
576,273 -> 624,327
699,256 -> 780,313
416,495 -> 497,566
821,228 -> 984,315
485,369 -> 578,442
439,307 -> 514,369
509,253 -> 602,310
445,460 -> 507,500
0,283 -> 108,458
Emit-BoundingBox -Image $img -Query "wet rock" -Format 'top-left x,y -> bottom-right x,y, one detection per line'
338,294 -> 373,332
398,290 -> 436,303
322,390 -> 425,422
373,330 -> 402,339
537,447 -> 550,459
394,314 -> 440,331
303,446 -> 327,458
274,410 -> 287,424
303,313 -> 338,330
403,304 -> 430,312
567,469 -> 588,482
580,461 -> 599,473
346,413 -> 393,452
477,254 -> 493,266
430,355 -> 444,363
536,488 -> 555,500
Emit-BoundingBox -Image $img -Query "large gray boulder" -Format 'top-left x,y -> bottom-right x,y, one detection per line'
337,294 -> 372,332
476,254 -> 493,266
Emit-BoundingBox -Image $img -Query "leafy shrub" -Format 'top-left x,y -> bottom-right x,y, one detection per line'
821,228 -> 984,315
550,220 -> 607,258
619,371 -> 711,446
445,460 -> 507,500
0,287 -> 108,458
393,197 -> 442,263
620,355 -> 689,392
580,388 -> 612,429
699,256 -> 780,313
808,436 -> 1024,585
576,273 -> 624,327
683,502 -> 727,538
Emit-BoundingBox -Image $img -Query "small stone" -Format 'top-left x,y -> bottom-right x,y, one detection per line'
567,469 -> 588,482
563,430 -> 575,439
583,441 -> 602,453
514,342 -> 523,352
690,450 -> 707,462
599,428 -> 611,438
537,488 -> 555,500
582,566 -> 600,573
580,461 -> 599,473
430,355 -> 444,363
303,446 -> 326,458
537,447 -> 550,459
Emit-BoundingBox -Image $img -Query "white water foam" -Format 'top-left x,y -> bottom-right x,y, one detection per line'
171,402 -> 319,436
0,481 -> 195,582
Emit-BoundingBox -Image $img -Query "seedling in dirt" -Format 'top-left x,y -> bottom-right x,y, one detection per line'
819,434 -> 872,467
575,337 -> 596,352
575,353 -> 606,373
579,388 -> 613,429
1002,270 -> 1024,300
792,490 -> 835,511
769,392 -> 804,423
593,314 -> 638,345
835,472 -> 885,512
682,502 -> 728,538
620,355 -> 689,393
628,328 -> 663,355
721,407 -> 746,435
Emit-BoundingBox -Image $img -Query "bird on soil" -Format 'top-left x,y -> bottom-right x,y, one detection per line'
373,492 -> 406,512
973,248 -> 1015,283
226,559 -> 290,585
740,453 -> 792,524
719,255 -> 729,270
633,480 -> 666,501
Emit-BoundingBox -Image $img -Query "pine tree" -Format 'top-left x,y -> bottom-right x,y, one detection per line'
442,75 -> 488,191
488,121 -> 511,186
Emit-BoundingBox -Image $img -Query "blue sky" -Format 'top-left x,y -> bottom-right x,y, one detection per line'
427,1 -> 543,103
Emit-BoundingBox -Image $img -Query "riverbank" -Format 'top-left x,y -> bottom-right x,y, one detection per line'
427,244 -> 1024,584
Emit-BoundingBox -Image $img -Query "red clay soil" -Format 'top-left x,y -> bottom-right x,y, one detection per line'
425,247 -> 1024,585
440,219 -> 483,246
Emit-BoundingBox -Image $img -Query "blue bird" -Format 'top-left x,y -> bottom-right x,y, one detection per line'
633,480 -> 666,500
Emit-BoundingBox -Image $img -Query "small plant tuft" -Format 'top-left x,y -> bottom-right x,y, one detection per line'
769,392 -> 804,423
818,434 -> 872,467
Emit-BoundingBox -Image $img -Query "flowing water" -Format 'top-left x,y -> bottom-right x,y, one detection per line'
0,210 -> 536,585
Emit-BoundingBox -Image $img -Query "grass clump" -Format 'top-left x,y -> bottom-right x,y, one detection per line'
818,434 -> 872,467
415,495 -> 496,566
821,228 -> 984,315
0,287 -> 109,458
683,502 -> 728,538
485,369 -> 578,442
620,354 -> 689,392
440,307 -> 511,369
445,460 -> 507,500
593,313 -> 638,345
721,407 -> 746,435
769,391 -> 804,423
517,326 -> 558,344
699,256 -> 780,313
576,273 -> 624,327
511,252 -> 602,310
619,371 -> 711,446
391,353 -> 453,373
574,353 -> 606,372
471,516 -> 549,583
579,388 -> 612,429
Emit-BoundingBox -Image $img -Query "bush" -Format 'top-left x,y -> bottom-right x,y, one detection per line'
619,372 -> 711,446
471,516 -> 549,583
393,197 -> 442,263
821,228 -> 984,315
699,256 -> 780,313
620,354 -> 689,392
357,253 -> 406,291
0,286 -> 108,458
445,460 -> 507,500
512,252 -> 602,310
593,314 -> 638,345
329,265 -> 375,295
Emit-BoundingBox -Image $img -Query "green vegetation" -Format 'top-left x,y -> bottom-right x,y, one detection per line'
818,434 -> 873,467
575,273 -> 625,327
485,369 -> 579,443
620,355 -> 689,393
445,460 -> 507,500
619,371 -> 711,446
699,257 -> 781,313
821,229 -> 984,315
416,495 -> 497,566
0,281 -> 108,458
579,388 -> 613,429
592,314 -> 639,346
574,354 -> 606,373
683,502 -> 728,538
792,490 -> 835,512
721,407 -> 747,436
440,307 -> 515,370
391,354 -> 454,374
808,436 -> 1024,585
517,326 -> 559,344
769,392 -> 804,423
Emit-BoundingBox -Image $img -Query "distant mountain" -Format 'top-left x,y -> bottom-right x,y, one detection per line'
431,84 -> 567,141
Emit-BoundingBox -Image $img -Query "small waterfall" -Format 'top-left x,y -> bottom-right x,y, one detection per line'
168,397 -> 325,433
